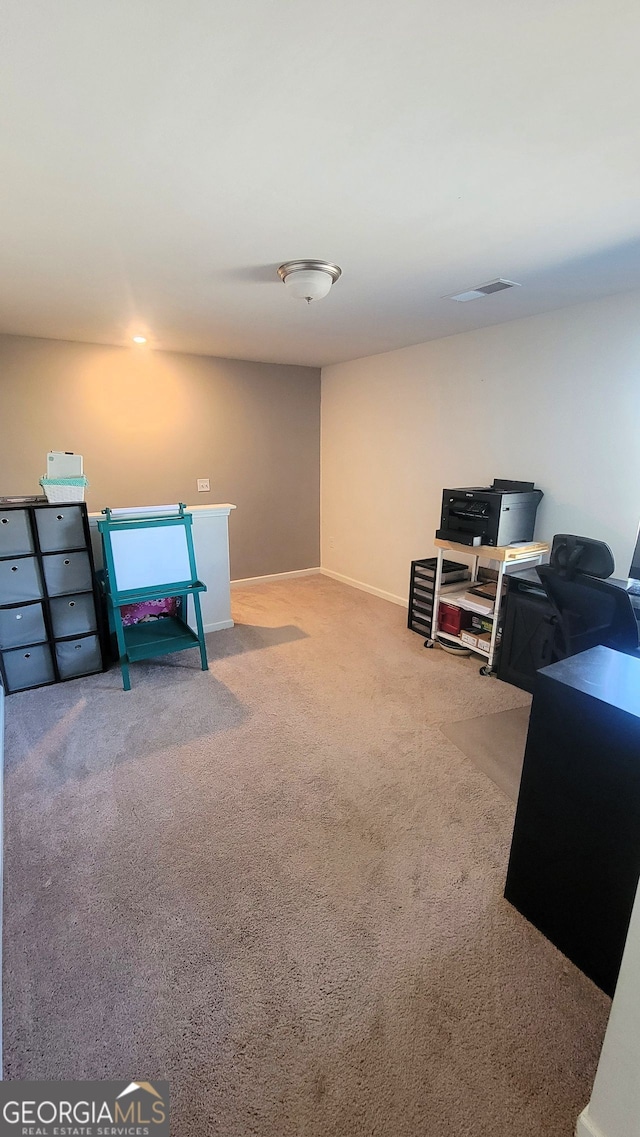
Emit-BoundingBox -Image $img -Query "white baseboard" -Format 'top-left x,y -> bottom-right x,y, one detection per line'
203,618 -> 234,633
320,568 -> 407,608
231,568 -> 320,587
576,1108 -> 606,1137
229,564 -> 407,610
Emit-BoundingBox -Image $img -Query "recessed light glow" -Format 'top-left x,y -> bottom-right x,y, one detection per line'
132,335 -> 147,344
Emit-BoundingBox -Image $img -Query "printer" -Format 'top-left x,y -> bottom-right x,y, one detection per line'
436,479 -> 543,547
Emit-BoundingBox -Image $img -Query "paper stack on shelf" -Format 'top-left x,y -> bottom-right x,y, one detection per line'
460,593 -> 495,615
436,586 -> 494,615
467,579 -> 507,602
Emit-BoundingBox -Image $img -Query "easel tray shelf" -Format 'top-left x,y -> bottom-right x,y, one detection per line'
123,616 -> 203,662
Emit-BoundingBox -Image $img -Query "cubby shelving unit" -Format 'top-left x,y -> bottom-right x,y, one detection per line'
0,501 -> 104,694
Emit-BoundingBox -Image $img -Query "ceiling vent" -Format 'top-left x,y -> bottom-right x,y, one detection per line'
446,279 -> 521,303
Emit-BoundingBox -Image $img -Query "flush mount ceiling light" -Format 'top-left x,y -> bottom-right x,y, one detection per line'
277,260 -> 342,303
132,335 -> 147,344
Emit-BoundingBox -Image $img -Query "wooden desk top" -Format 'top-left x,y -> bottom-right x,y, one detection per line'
434,538 -> 550,562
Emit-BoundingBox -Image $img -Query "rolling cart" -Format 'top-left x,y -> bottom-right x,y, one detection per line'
425,538 -> 549,675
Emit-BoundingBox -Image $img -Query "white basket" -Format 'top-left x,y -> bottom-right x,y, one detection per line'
40,480 -> 86,503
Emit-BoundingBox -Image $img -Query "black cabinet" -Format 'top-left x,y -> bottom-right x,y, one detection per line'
505,646 -> 640,996
0,502 -> 104,693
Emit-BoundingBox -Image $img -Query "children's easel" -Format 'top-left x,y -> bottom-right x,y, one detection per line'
97,503 -> 208,691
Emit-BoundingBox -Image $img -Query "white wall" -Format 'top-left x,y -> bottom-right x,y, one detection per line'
577,879 -> 640,1137
321,289 -> 640,603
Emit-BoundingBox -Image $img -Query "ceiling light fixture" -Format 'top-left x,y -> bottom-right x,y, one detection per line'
132,335 -> 147,344
277,260 -> 342,304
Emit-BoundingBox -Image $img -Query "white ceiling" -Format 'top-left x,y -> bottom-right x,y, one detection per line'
2,0 -> 640,367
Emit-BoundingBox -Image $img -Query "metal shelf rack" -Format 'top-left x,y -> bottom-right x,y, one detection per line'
426,538 -> 549,675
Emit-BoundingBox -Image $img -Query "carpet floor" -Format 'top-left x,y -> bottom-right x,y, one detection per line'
3,575 -> 609,1135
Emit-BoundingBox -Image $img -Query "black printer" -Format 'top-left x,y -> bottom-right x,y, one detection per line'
436,479 -> 543,547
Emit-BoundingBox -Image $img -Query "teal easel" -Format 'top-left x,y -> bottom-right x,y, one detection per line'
97,503 -> 208,691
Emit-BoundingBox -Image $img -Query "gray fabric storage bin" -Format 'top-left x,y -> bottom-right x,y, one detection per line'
43,551 -> 92,596
0,557 -> 44,603
50,593 -> 97,638
0,510 -> 34,556
3,643 -> 55,691
0,602 -> 47,649
35,505 -> 85,552
55,634 -> 101,679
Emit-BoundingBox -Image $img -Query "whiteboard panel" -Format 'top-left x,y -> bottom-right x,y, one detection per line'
110,525 -> 192,591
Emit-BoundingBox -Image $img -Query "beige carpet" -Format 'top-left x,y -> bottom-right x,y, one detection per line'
3,576 -> 609,1135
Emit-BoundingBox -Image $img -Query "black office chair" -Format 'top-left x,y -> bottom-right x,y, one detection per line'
537,533 -> 639,662
548,533 -> 615,580
537,566 -> 640,661
582,575 -> 640,655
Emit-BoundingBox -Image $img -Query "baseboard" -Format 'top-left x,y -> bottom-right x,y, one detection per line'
231,568 -> 320,587
576,1107 -> 606,1137
320,568 -> 407,608
203,619 -> 234,633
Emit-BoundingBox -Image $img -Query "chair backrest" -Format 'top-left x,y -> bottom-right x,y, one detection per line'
549,534 -> 615,580
578,575 -> 640,653
537,565 -> 639,661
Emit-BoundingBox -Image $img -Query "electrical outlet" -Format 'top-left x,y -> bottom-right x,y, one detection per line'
197,478 -> 210,492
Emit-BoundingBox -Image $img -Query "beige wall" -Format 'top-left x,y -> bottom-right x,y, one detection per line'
321,288 -> 640,603
0,334 -> 320,580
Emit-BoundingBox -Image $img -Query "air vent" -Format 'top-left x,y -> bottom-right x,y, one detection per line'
446,279 -> 521,303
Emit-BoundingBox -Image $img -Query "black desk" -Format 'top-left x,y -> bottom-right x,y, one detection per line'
505,645 -> 640,995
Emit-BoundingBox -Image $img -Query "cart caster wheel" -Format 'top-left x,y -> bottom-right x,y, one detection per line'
424,639 -> 435,649
479,665 -> 492,676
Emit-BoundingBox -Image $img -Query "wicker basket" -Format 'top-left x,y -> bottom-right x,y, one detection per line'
39,476 -> 88,503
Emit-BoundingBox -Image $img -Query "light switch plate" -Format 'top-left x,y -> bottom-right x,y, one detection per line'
197,478 -> 210,492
